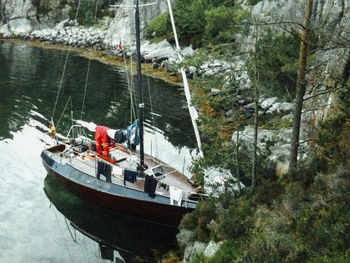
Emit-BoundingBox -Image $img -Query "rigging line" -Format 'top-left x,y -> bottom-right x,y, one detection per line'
52,50 -> 71,121
145,66 -> 159,159
80,0 -> 100,120
73,230 -> 95,263
120,7 -> 137,125
56,96 -> 71,129
52,0 -> 81,121
64,222 -> 94,263
81,59 -> 91,120
110,3 -> 157,8
50,206 -> 75,263
64,217 -> 78,243
124,53 -> 136,124
127,8 -> 137,123
75,0 -> 81,21
71,97 -> 74,132
131,56 -> 137,121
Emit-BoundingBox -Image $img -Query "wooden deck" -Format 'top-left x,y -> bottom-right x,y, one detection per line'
46,143 -> 198,201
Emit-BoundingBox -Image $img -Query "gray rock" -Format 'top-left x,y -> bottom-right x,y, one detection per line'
55,19 -> 69,30
0,24 -> 11,38
151,62 -> 159,69
204,167 -> 243,195
225,109 -> 234,117
142,39 -> 176,62
200,63 -> 209,70
204,241 -> 222,258
282,113 -> 294,121
177,229 -> 196,246
188,66 -> 197,74
183,242 -> 207,263
203,69 -> 215,77
8,18 -> 33,36
211,88 -> 221,95
104,0 -> 168,48
267,102 -> 294,114
260,97 -> 278,110
232,126 -> 293,168
183,45 -> 194,57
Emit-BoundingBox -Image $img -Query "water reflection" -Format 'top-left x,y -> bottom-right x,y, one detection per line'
44,173 -> 179,263
0,40 -> 195,262
0,40 -> 196,150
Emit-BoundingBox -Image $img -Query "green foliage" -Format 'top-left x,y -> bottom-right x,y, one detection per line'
248,30 -> 300,101
183,155 -> 350,262
191,241 -> 240,263
216,196 -> 254,240
145,13 -> 174,43
180,198 -> 219,242
203,6 -> 236,45
32,0 -> 51,15
69,0 -> 111,26
247,0 -> 263,5
145,1 -> 247,48
316,81 -> 350,168
235,169 -> 350,262
260,115 -> 293,130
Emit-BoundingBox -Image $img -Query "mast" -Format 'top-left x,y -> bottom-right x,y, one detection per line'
135,0 -> 145,167
166,0 -> 203,158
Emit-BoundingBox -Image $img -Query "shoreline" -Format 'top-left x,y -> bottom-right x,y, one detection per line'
1,38 -> 184,86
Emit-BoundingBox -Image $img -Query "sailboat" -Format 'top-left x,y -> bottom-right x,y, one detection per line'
41,0 -> 204,226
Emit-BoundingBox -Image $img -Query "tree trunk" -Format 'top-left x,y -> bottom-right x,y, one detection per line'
251,25 -> 259,190
236,128 -> 241,193
288,0 -> 314,174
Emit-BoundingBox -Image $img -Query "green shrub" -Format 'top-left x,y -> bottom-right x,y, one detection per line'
316,81 -> 350,169
248,30 -> 300,101
204,6 -> 236,45
145,0 -> 246,48
247,0 -> 263,5
145,13 -> 174,43
69,0 -> 108,26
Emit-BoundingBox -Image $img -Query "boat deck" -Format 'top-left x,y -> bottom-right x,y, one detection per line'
45,143 -> 199,201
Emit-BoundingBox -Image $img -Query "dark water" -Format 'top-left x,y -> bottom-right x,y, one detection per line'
0,41 -> 195,262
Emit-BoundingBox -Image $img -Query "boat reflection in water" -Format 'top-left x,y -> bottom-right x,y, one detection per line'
44,173 -> 179,263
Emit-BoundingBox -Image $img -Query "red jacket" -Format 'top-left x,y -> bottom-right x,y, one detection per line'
95,126 -> 115,156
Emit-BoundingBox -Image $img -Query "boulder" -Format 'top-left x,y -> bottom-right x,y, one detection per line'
204,241 -> 222,258
260,97 -> 279,110
267,102 -> 294,114
8,18 -> 33,36
54,19 -> 69,30
0,24 -> 11,38
142,39 -> 177,62
183,242 -> 207,263
204,167 -> 244,196
183,45 -> 194,57
225,109 -> 234,117
177,229 -> 196,246
104,0 -> 168,48
232,126 -> 293,167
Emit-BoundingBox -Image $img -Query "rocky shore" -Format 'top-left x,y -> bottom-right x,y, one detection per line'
1,15 -> 304,184
1,0 -> 350,261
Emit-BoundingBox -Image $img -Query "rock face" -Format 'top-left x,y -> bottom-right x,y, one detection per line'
0,0 -> 168,43
1,0 -> 348,175
104,0 -> 169,48
0,0 -> 73,37
182,241 -> 207,263
226,0 -> 350,174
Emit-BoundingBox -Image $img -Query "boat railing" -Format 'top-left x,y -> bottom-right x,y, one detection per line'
66,124 -> 86,139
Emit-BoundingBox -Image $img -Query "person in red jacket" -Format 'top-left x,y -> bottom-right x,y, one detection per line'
95,126 -> 115,156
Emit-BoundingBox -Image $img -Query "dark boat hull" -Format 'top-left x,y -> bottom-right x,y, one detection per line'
41,150 -> 194,226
